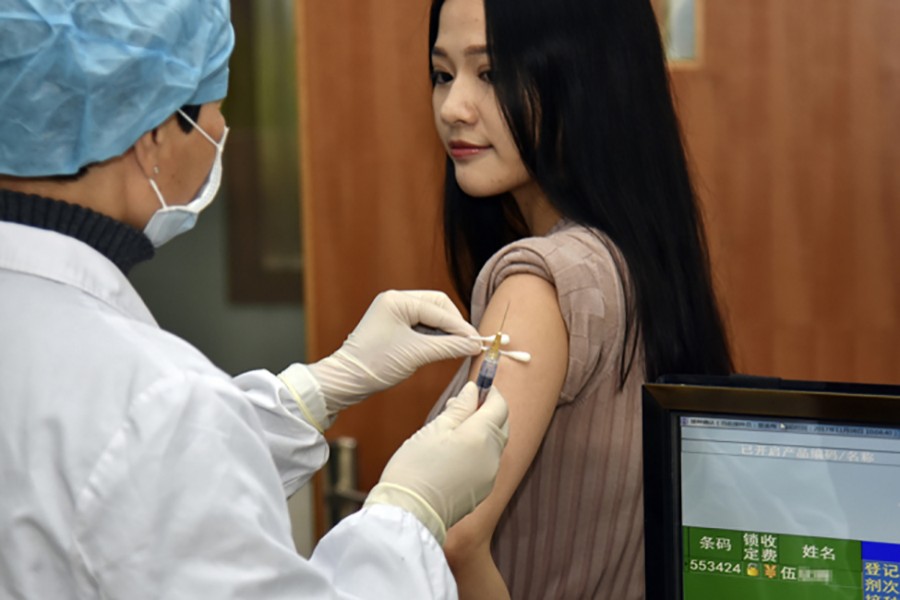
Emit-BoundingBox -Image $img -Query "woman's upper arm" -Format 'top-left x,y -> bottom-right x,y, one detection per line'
444,272 -> 569,556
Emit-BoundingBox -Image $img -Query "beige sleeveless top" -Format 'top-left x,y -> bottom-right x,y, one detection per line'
428,220 -> 646,599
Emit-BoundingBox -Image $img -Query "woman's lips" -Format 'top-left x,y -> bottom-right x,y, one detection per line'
449,141 -> 490,159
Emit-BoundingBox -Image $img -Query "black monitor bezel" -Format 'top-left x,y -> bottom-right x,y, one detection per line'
642,374 -> 900,600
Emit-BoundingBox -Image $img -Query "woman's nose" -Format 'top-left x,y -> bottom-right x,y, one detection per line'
439,79 -> 478,125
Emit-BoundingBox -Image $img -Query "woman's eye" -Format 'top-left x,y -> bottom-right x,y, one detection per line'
479,70 -> 493,84
430,70 -> 452,86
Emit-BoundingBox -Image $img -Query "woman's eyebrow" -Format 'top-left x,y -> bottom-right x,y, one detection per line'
431,44 -> 488,59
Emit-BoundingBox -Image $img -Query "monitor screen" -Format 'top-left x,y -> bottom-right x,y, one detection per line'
643,375 -> 900,600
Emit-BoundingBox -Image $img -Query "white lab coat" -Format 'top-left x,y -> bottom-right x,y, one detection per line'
0,221 -> 456,599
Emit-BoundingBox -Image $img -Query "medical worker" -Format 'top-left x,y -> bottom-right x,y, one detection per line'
0,1 -> 509,598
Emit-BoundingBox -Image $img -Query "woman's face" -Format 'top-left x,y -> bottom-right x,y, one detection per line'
431,0 -> 532,199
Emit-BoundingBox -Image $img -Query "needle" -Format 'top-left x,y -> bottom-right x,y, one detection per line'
498,302 -> 510,332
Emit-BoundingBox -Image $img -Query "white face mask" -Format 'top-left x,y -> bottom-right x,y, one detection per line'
143,109 -> 229,248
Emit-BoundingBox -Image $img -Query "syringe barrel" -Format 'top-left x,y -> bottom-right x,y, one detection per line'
476,357 -> 499,407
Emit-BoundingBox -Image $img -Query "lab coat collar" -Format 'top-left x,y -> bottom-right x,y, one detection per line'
0,221 -> 158,326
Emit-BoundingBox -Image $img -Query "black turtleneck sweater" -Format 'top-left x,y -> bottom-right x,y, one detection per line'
0,188 -> 155,274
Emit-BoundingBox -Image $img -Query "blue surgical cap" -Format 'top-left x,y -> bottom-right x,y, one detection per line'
0,0 -> 234,176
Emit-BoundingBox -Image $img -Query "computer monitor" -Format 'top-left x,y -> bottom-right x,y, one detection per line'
643,375 -> 900,600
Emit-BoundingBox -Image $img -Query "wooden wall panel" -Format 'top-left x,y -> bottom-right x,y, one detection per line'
295,0 -> 463,533
670,0 -> 900,384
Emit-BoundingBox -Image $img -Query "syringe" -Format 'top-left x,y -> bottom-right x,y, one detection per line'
476,303 -> 510,407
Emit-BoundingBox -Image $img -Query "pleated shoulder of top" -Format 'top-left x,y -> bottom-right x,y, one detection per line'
470,219 -> 630,403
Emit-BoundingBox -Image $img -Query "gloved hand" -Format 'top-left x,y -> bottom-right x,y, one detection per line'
363,382 -> 509,545
308,290 -> 481,420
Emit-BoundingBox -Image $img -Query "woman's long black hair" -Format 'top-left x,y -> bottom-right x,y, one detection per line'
429,0 -> 733,384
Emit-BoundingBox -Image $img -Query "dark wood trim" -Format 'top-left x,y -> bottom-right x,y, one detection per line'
225,0 -> 303,305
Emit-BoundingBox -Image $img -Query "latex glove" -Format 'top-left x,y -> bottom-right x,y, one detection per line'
364,382 -> 509,545
308,290 -> 481,419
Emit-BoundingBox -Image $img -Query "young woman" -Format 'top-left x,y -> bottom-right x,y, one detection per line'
425,0 -> 733,597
